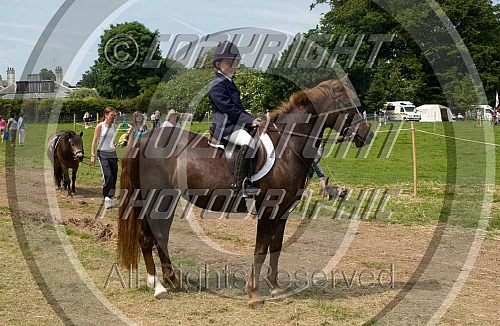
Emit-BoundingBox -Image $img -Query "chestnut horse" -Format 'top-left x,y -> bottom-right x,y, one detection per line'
117,76 -> 373,306
47,131 -> 84,196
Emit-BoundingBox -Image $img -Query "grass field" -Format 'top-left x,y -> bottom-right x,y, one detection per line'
1,119 -> 499,229
1,119 -> 500,325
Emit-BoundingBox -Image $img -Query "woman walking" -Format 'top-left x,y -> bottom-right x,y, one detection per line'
90,107 -> 118,209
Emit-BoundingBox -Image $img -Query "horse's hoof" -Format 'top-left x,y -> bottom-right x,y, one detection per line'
154,290 -> 171,300
271,287 -> 285,298
248,299 -> 264,309
169,286 -> 186,293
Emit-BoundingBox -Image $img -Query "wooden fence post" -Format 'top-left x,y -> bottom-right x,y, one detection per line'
411,121 -> 417,197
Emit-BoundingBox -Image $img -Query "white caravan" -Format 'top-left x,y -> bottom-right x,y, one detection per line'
384,101 -> 421,121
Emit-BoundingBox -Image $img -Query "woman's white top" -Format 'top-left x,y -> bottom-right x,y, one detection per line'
98,122 -> 116,152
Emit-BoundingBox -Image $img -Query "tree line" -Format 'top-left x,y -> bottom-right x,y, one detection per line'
3,1 -> 499,121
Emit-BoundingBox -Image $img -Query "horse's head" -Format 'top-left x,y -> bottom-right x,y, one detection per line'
67,131 -> 84,162
312,75 -> 373,147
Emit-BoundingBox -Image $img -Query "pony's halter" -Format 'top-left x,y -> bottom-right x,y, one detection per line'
68,138 -> 84,160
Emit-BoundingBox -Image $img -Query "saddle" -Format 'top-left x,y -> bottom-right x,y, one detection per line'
49,133 -> 63,163
207,130 -> 265,176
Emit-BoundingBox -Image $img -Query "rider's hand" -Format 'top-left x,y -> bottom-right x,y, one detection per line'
251,117 -> 264,128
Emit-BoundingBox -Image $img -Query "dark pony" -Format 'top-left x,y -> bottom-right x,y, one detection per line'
47,130 -> 84,196
117,75 -> 373,306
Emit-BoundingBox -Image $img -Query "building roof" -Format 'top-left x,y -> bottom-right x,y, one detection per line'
0,84 -> 15,95
2,91 -> 69,99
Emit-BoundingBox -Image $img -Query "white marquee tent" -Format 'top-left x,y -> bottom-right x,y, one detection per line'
415,104 -> 453,122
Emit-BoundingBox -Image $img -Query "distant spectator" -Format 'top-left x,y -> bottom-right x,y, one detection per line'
378,109 -> 387,125
6,112 -> 18,147
161,109 -> 178,127
476,108 -> 482,127
132,111 -> 148,139
150,112 -> 156,129
0,116 -> 5,143
18,112 -> 26,146
305,147 -> 327,192
154,110 -> 160,128
115,130 -> 130,147
83,111 -> 90,128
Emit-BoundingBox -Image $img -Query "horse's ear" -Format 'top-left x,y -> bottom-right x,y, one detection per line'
341,74 -> 349,82
325,176 -> 329,186
79,131 -> 84,138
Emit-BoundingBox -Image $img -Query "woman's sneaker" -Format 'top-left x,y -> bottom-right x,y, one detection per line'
104,197 -> 113,209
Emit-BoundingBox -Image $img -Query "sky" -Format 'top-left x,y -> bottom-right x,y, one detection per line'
0,0 -> 330,85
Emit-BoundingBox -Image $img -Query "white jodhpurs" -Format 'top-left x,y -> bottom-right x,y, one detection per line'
223,129 -> 256,149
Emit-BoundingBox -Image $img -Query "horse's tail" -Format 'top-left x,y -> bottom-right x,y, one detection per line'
117,153 -> 141,270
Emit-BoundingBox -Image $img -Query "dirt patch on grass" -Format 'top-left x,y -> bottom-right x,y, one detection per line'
1,167 -> 500,325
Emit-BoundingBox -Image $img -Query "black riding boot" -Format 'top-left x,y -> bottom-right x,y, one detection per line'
233,145 -> 260,197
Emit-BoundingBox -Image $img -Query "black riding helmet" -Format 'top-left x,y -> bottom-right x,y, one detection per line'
212,41 -> 241,67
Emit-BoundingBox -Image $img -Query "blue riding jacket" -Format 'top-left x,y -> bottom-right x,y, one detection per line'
208,72 -> 255,140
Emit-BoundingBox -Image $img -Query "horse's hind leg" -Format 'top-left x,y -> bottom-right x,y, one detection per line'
149,192 -> 181,290
54,165 -> 62,190
139,227 -> 171,299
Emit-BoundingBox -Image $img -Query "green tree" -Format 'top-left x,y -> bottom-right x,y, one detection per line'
309,0 -> 500,110
39,68 -> 55,81
69,87 -> 100,99
90,21 -> 182,99
78,67 -> 97,88
151,68 -> 213,119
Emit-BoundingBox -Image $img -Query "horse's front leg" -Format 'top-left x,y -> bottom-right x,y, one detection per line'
246,218 -> 272,308
139,226 -> 170,299
71,166 -> 78,194
266,217 -> 288,298
157,245 -> 181,291
62,167 -> 71,196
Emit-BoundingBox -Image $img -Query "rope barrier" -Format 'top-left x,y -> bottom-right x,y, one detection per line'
369,126 -> 498,147
415,129 -> 500,147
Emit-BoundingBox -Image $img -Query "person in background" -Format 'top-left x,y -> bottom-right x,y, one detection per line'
150,112 -> 156,129
90,107 -> 118,209
305,147 -> 327,192
0,116 -> 5,143
17,112 -> 26,146
115,129 -> 130,147
476,108 -> 482,127
154,110 -> 160,128
6,112 -> 18,148
161,109 -> 178,127
83,111 -> 90,128
131,111 -> 148,139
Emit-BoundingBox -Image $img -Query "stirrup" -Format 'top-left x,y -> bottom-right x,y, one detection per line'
241,177 -> 260,197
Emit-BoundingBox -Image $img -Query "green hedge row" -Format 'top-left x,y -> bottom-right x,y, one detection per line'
0,96 -> 178,122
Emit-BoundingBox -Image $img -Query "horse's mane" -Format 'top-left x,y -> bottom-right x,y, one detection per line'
268,82 -> 333,122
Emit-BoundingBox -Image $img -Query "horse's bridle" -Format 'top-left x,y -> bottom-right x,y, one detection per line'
265,108 -> 359,143
68,137 -> 84,160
